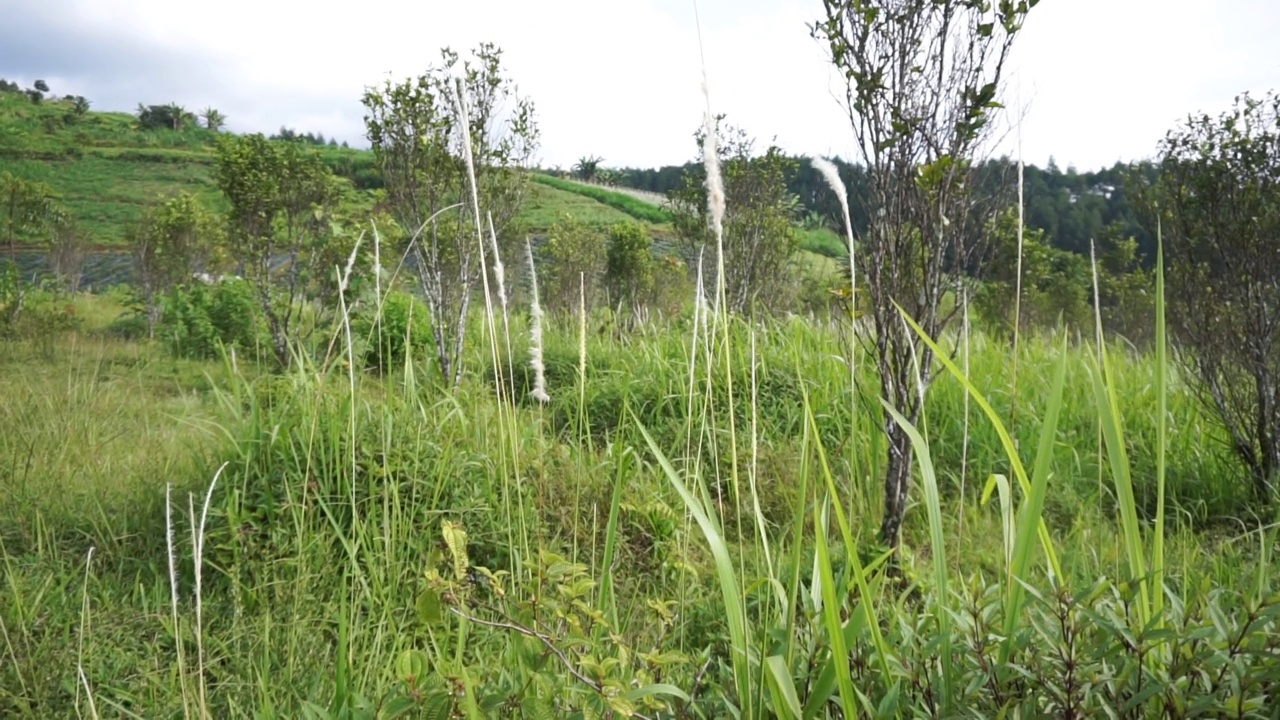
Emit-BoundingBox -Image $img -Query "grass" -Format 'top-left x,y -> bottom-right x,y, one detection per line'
517,180 -> 660,234
532,174 -> 674,225
2,85 -> 1278,719
795,226 -> 846,259
1,274 -> 1274,716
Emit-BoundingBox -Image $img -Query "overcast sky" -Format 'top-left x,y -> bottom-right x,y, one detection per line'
2,0 -> 1276,172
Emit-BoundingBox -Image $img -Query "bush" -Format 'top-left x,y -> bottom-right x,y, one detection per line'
349,290 -> 432,373
160,280 -> 264,360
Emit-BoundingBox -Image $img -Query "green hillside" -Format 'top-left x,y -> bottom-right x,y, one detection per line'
0,90 -> 679,248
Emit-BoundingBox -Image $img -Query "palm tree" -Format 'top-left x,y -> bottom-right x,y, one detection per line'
572,155 -> 604,183
202,107 -> 227,133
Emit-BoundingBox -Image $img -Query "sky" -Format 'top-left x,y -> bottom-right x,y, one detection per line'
1,0 -> 1277,173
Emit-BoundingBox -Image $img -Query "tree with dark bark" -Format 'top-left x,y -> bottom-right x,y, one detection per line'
811,0 -> 1037,548
1147,90 -> 1280,503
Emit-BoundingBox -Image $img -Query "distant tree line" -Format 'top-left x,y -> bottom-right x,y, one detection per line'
605,157 -> 1161,267
270,126 -> 348,148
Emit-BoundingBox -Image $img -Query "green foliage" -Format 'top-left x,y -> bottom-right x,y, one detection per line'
362,42 -> 539,386
129,191 -> 224,335
795,226 -> 846,259
532,174 -> 672,225
976,209 -> 1154,341
1151,90 -> 1280,501
0,289 -> 1274,718
136,102 -> 197,132
1,170 -> 61,253
0,277 -> 81,352
349,289 -> 432,373
160,280 -> 264,360
200,107 -> 226,133
571,155 -> 604,183
539,213 -> 606,314
215,132 -> 341,366
415,528 -> 692,718
605,220 -> 655,320
669,117 -> 801,315
976,209 -> 1089,334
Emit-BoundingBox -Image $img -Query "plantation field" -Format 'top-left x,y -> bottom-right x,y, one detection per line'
0,93 -> 685,248
1,281 -> 1275,717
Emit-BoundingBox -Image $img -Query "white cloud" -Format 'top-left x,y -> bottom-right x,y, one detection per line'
2,0 -> 1276,171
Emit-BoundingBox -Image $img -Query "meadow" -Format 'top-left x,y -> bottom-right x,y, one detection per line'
1,254 -> 1276,717
2,75 -> 1279,719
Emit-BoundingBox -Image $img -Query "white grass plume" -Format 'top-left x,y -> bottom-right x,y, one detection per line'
812,155 -> 862,506
701,94 -> 726,314
526,239 -> 550,404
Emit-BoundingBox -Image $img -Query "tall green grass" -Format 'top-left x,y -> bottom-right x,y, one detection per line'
1,254 -> 1276,716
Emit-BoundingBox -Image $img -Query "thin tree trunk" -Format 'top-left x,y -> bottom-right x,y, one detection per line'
879,420 -> 915,548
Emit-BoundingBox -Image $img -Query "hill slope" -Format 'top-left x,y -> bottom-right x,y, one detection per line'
0,91 -> 676,248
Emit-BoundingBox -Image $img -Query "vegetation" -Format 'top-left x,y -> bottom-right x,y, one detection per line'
1150,90 -> 1280,502
3,26 -> 1280,720
129,191 -> 224,336
669,117 -> 802,316
362,42 -> 538,388
812,0 -> 1034,546
532,173 -> 673,225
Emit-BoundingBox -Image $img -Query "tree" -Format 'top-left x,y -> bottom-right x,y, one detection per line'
669,117 -> 800,315
33,80 -> 49,93
1149,90 -> 1280,502
46,213 -> 86,294
362,42 -> 539,387
202,107 -> 226,133
2,173 -> 60,259
137,103 -> 195,131
130,192 -> 225,337
540,213 -> 606,314
70,96 -> 90,117
0,173 -> 61,326
605,220 -> 655,326
573,155 -> 604,183
974,208 -> 1091,335
812,0 -> 1037,547
214,134 -> 341,366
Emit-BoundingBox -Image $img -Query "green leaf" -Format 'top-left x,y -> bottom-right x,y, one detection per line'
394,649 -> 429,682
623,683 -> 690,703
420,692 -> 455,720
378,695 -> 417,719
765,656 -> 803,719
416,590 -> 443,627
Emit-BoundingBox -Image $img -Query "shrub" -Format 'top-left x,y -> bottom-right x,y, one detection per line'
160,280 -> 264,360
349,290 -> 432,373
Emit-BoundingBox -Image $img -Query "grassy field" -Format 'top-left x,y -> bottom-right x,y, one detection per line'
2,87 -> 1278,719
1,270 -> 1275,716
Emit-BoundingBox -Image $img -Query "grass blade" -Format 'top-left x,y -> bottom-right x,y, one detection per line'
894,303 -> 1064,581
880,399 -> 953,709
635,418 -> 751,715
